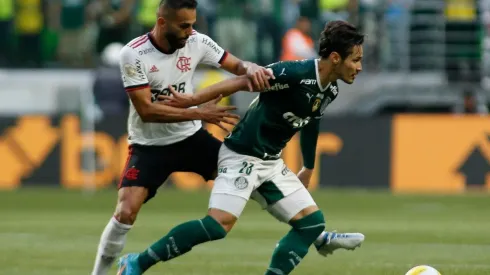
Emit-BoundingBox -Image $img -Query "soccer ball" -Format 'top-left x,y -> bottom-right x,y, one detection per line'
405,265 -> 441,275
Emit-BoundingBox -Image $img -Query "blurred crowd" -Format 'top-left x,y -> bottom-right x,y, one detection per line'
0,0 -> 487,115
0,0 -> 421,71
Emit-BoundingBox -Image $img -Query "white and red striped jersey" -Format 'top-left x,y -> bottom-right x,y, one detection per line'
119,31 -> 228,146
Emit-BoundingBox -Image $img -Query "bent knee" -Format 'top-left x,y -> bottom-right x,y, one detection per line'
207,208 -> 238,234
291,210 -> 326,235
199,214 -> 230,241
114,202 -> 140,225
115,187 -> 147,225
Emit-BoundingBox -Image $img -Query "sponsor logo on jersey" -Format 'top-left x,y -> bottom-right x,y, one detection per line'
283,112 -> 311,128
176,56 -> 191,72
330,85 -> 338,95
264,83 -> 289,92
150,82 -> 186,102
279,68 -> 286,76
138,47 -> 155,55
300,79 -> 317,85
202,37 -> 222,55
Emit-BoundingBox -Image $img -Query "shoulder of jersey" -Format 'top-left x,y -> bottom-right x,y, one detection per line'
126,31 -> 203,50
267,59 -> 313,78
126,34 -> 151,50
294,59 -> 314,73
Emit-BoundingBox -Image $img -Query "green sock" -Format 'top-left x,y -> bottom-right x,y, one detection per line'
137,215 -> 227,271
265,211 -> 325,275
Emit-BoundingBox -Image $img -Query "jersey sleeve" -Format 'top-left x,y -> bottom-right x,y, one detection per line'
198,33 -> 228,68
300,118 -> 320,169
119,46 -> 149,92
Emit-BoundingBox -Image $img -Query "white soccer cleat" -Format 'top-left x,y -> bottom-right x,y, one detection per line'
314,231 -> 365,257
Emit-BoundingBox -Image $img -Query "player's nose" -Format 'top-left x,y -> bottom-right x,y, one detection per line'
356,65 -> 362,73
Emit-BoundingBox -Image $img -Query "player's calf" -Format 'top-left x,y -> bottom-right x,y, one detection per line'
135,214 -> 228,272
91,187 -> 147,275
265,209 -> 326,275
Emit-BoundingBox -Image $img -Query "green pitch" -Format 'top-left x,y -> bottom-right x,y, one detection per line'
0,188 -> 489,275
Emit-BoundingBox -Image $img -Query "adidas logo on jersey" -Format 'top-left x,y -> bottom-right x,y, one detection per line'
149,65 -> 159,73
265,83 -> 289,92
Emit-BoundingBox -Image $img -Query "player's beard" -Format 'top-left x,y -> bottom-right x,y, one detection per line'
165,31 -> 188,50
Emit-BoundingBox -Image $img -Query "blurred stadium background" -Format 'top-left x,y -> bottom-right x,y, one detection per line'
0,0 -> 489,274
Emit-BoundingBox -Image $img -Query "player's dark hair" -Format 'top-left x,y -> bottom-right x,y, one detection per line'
319,21 -> 364,59
159,0 -> 198,10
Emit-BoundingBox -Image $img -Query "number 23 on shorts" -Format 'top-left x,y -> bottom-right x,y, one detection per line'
239,161 -> 254,175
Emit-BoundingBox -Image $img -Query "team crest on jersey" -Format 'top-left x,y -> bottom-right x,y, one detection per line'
312,98 -> 321,112
177,56 -> 191,72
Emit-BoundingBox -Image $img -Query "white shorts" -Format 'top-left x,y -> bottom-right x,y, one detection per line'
208,145 -> 316,223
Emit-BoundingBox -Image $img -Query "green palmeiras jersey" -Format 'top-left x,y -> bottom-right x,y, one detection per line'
224,59 -> 339,162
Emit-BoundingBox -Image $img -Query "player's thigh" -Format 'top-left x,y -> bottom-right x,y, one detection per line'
180,128 -> 222,181
118,145 -> 174,203
115,186 -> 148,222
208,145 -> 259,219
251,164 -> 317,223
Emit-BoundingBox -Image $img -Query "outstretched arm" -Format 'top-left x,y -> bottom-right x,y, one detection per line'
159,75 -> 255,108
160,61 -> 295,108
297,119 -> 320,188
198,33 -> 274,90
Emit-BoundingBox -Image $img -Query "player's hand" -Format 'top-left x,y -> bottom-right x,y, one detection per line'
197,95 -> 240,133
297,167 -> 313,189
157,85 -> 196,108
246,63 -> 275,91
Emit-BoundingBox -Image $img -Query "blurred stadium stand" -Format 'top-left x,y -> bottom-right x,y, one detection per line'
0,0 -> 488,116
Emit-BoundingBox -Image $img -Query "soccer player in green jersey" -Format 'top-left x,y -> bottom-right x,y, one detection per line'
117,20 -> 365,275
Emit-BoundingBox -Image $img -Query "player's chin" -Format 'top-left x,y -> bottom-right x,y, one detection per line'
342,77 -> 355,84
176,40 -> 187,48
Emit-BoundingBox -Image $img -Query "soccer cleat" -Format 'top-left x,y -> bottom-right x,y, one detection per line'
315,231 -> 365,257
117,253 -> 143,275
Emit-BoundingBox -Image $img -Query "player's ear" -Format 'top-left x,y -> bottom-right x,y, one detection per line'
157,16 -> 165,26
329,52 -> 341,65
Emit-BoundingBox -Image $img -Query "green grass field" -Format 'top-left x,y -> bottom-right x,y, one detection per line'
0,188 -> 489,275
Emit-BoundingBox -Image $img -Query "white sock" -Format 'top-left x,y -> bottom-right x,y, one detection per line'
314,231 -> 328,246
91,217 -> 132,275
